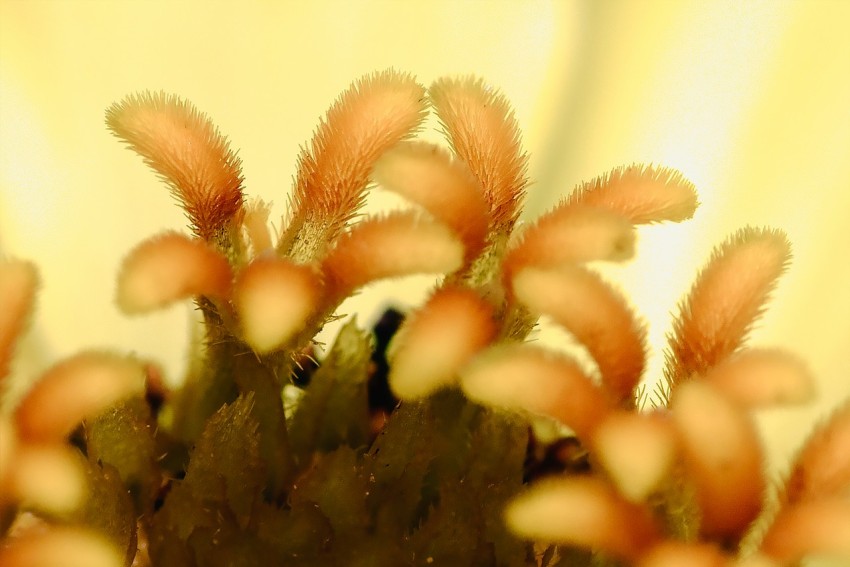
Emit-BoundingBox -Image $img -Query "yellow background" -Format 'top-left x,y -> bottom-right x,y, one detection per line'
2,0 -> 849,528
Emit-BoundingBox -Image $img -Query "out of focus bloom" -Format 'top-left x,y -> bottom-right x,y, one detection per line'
1,70 -> 846,566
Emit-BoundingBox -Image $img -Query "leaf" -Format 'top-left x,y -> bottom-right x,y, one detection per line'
411,400 -> 531,566
365,399 -> 435,537
254,501 -> 333,562
188,524 -> 280,567
288,319 -> 372,463
289,445 -> 370,538
85,396 -> 160,514
183,392 -> 265,525
75,455 -> 138,567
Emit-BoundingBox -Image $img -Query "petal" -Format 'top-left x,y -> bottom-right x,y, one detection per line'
671,381 -> 764,538
565,164 -> 698,224
10,444 -> 86,515
760,500 -> 850,562
106,91 -> 243,241
503,204 -> 635,275
373,141 -> 489,262
116,231 -> 233,314
784,399 -> 850,504
460,344 -> 610,440
234,258 -> 323,354
281,69 -> 427,261
505,476 -> 659,560
430,76 -> 528,234
14,351 -> 145,442
703,348 -> 814,407
593,412 -> 676,502
0,260 -> 38,382
389,286 -> 497,399
513,266 -> 647,405
0,526 -> 124,567
321,212 -> 463,300
638,542 -> 728,567
663,227 -> 791,396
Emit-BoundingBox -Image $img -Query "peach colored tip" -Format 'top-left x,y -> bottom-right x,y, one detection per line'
638,542 -> 728,567
234,258 -> 323,354
321,212 -> 464,300
116,231 -> 233,314
504,476 -> 659,560
503,204 -> 635,276
460,344 -> 610,440
593,412 -> 676,502
703,348 -> 814,407
513,266 -> 646,404
565,164 -> 698,224
0,526 -> 124,567
9,444 -> 86,515
373,141 -> 489,262
389,286 -> 497,399
14,351 -> 145,442
760,500 -> 850,562
671,381 -> 764,538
